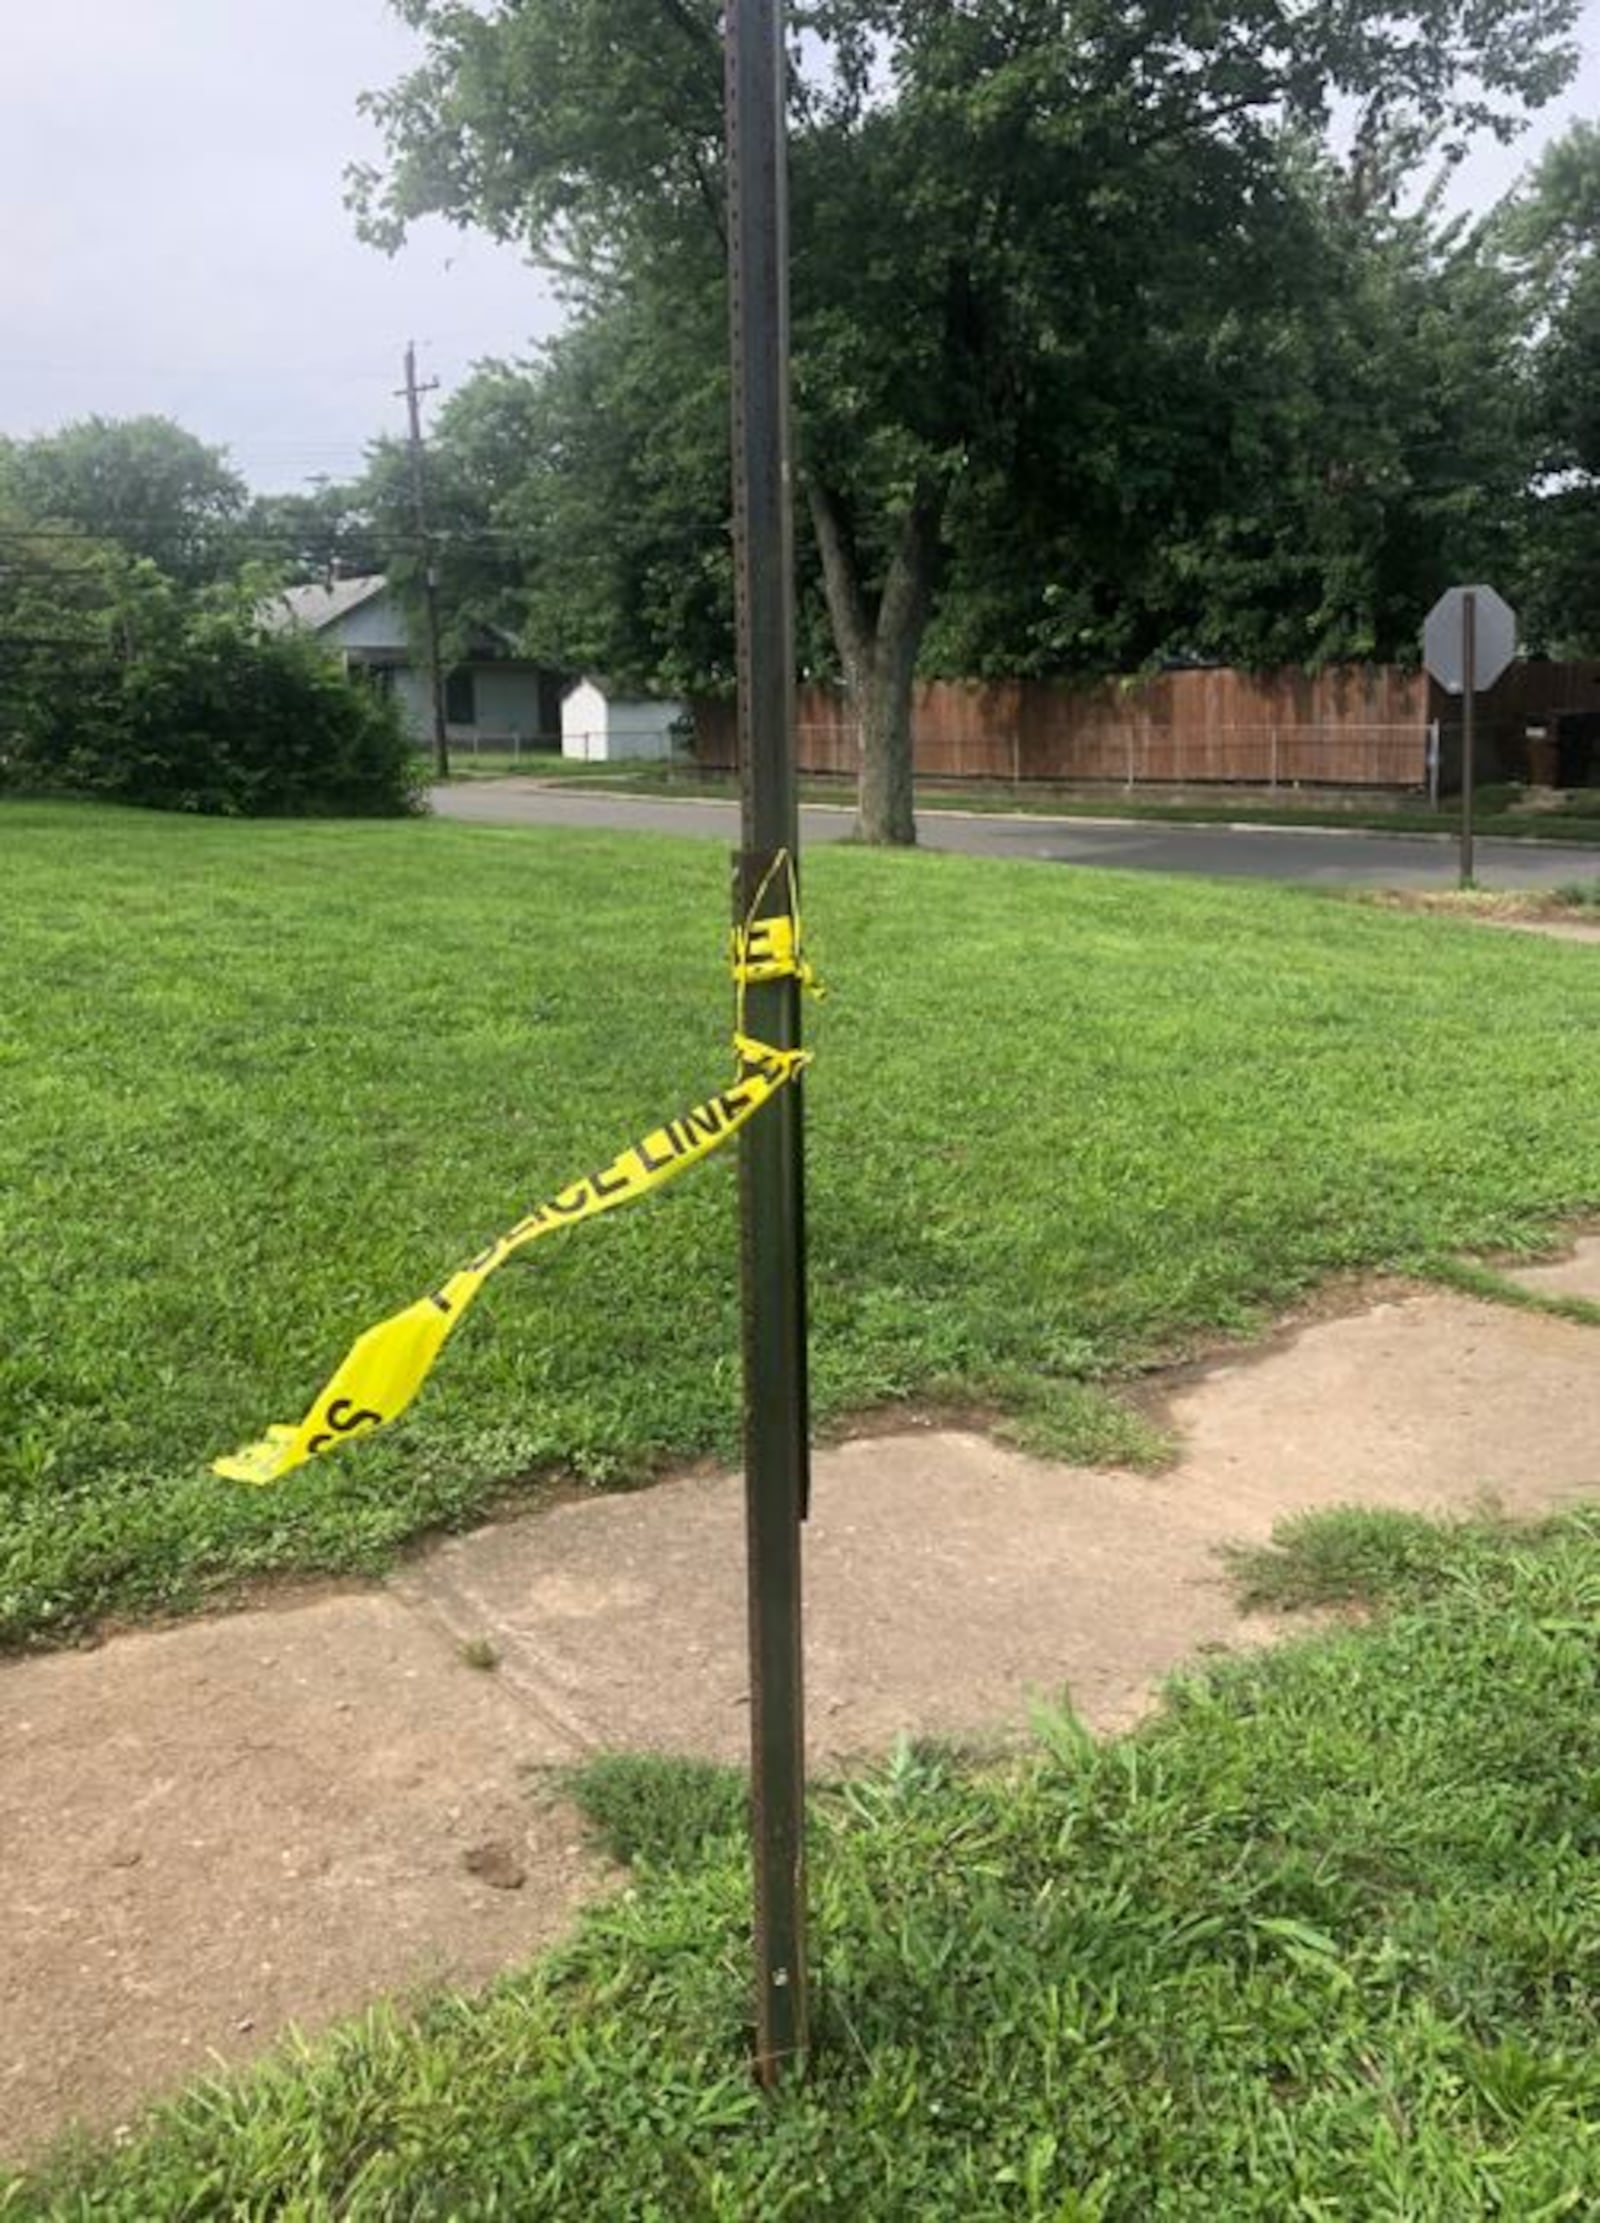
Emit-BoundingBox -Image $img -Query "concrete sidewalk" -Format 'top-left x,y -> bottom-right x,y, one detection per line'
5,1249 -> 1599,2162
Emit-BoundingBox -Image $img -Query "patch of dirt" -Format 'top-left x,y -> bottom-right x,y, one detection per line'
1482,916 -> 1600,943
5,1280 -> 1600,2167
1360,887 -> 1600,940
816,1395 -> 1010,1444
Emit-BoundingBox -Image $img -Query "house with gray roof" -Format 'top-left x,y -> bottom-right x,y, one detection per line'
267,575 -> 564,754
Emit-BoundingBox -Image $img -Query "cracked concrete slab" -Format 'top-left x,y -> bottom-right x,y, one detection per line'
4,1280 -> 1598,2164
1160,1289 -> 1600,1531
1,1594 -> 602,2163
397,1440 -> 1278,1765
402,1290 -> 1600,1768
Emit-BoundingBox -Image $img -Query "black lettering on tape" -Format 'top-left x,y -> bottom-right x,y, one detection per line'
329,1397 -> 382,1432
308,1396 -> 383,1455
635,1129 -> 682,1176
547,1183 -> 592,1218
590,1160 -> 631,1201
682,1103 -> 727,1145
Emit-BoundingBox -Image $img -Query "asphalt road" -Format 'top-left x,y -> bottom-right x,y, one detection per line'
430,779 -> 1600,891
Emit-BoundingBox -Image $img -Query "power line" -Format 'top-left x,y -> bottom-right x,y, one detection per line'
0,523 -> 541,547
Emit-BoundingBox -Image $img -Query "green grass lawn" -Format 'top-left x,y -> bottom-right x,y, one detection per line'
429,747 -> 572,780
5,800 -> 1600,1648
10,1505 -> 1599,2218
430,749 -> 694,784
907,792 -> 1600,843
554,763 -> 1600,844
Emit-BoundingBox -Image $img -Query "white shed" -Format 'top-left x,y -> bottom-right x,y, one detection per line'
561,677 -> 686,763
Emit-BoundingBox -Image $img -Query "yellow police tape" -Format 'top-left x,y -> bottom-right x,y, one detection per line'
215,849 -> 817,1487
213,1037 -> 808,1485
730,909 -> 818,995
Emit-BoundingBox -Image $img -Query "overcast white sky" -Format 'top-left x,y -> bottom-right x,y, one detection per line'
0,1 -> 1595,496
0,0 -> 559,492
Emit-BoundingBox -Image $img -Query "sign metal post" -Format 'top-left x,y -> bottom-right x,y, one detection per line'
1422,584 -> 1517,892
1460,590 -> 1477,888
724,0 -> 810,2087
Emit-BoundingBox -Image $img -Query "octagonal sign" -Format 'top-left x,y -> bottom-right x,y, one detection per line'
1423,585 -> 1516,695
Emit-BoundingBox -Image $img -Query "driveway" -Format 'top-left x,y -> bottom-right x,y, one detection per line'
430,780 -> 1600,890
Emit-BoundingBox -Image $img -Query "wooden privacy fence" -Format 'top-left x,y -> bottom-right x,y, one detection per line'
694,668 -> 1432,788
1465,659 -> 1600,787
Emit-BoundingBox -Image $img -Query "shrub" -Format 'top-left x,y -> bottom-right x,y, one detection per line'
0,537 -> 419,817
108,611 -> 421,817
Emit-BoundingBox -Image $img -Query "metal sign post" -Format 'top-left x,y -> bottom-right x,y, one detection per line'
1460,591 -> 1478,889
724,0 -> 810,2085
1422,584 -> 1517,892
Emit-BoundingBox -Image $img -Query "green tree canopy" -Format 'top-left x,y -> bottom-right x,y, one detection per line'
241,480 -> 387,586
451,317 -> 735,695
1126,159 -> 1531,668
1501,122 -> 1600,653
354,372 -> 554,672
354,0 -> 1580,839
0,519 -> 417,817
0,415 -> 248,589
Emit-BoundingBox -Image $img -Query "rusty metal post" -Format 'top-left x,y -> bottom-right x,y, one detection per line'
725,0 -> 810,2085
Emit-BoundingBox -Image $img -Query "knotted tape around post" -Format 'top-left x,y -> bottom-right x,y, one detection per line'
214,856 -> 819,1487
730,846 -> 823,1000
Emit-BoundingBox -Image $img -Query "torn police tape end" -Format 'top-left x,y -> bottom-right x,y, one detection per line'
218,847 -> 819,1488
213,1039 -> 808,1487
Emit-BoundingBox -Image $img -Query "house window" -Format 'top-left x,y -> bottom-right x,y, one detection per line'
445,668 -> 477,727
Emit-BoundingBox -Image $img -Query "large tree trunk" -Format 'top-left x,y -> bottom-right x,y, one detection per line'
855,655 -> 917,847
807,478 -> 942,847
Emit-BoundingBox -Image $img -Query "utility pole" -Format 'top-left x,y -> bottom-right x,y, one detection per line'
398,342 -> 451,780
726,0 -> 810,2087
